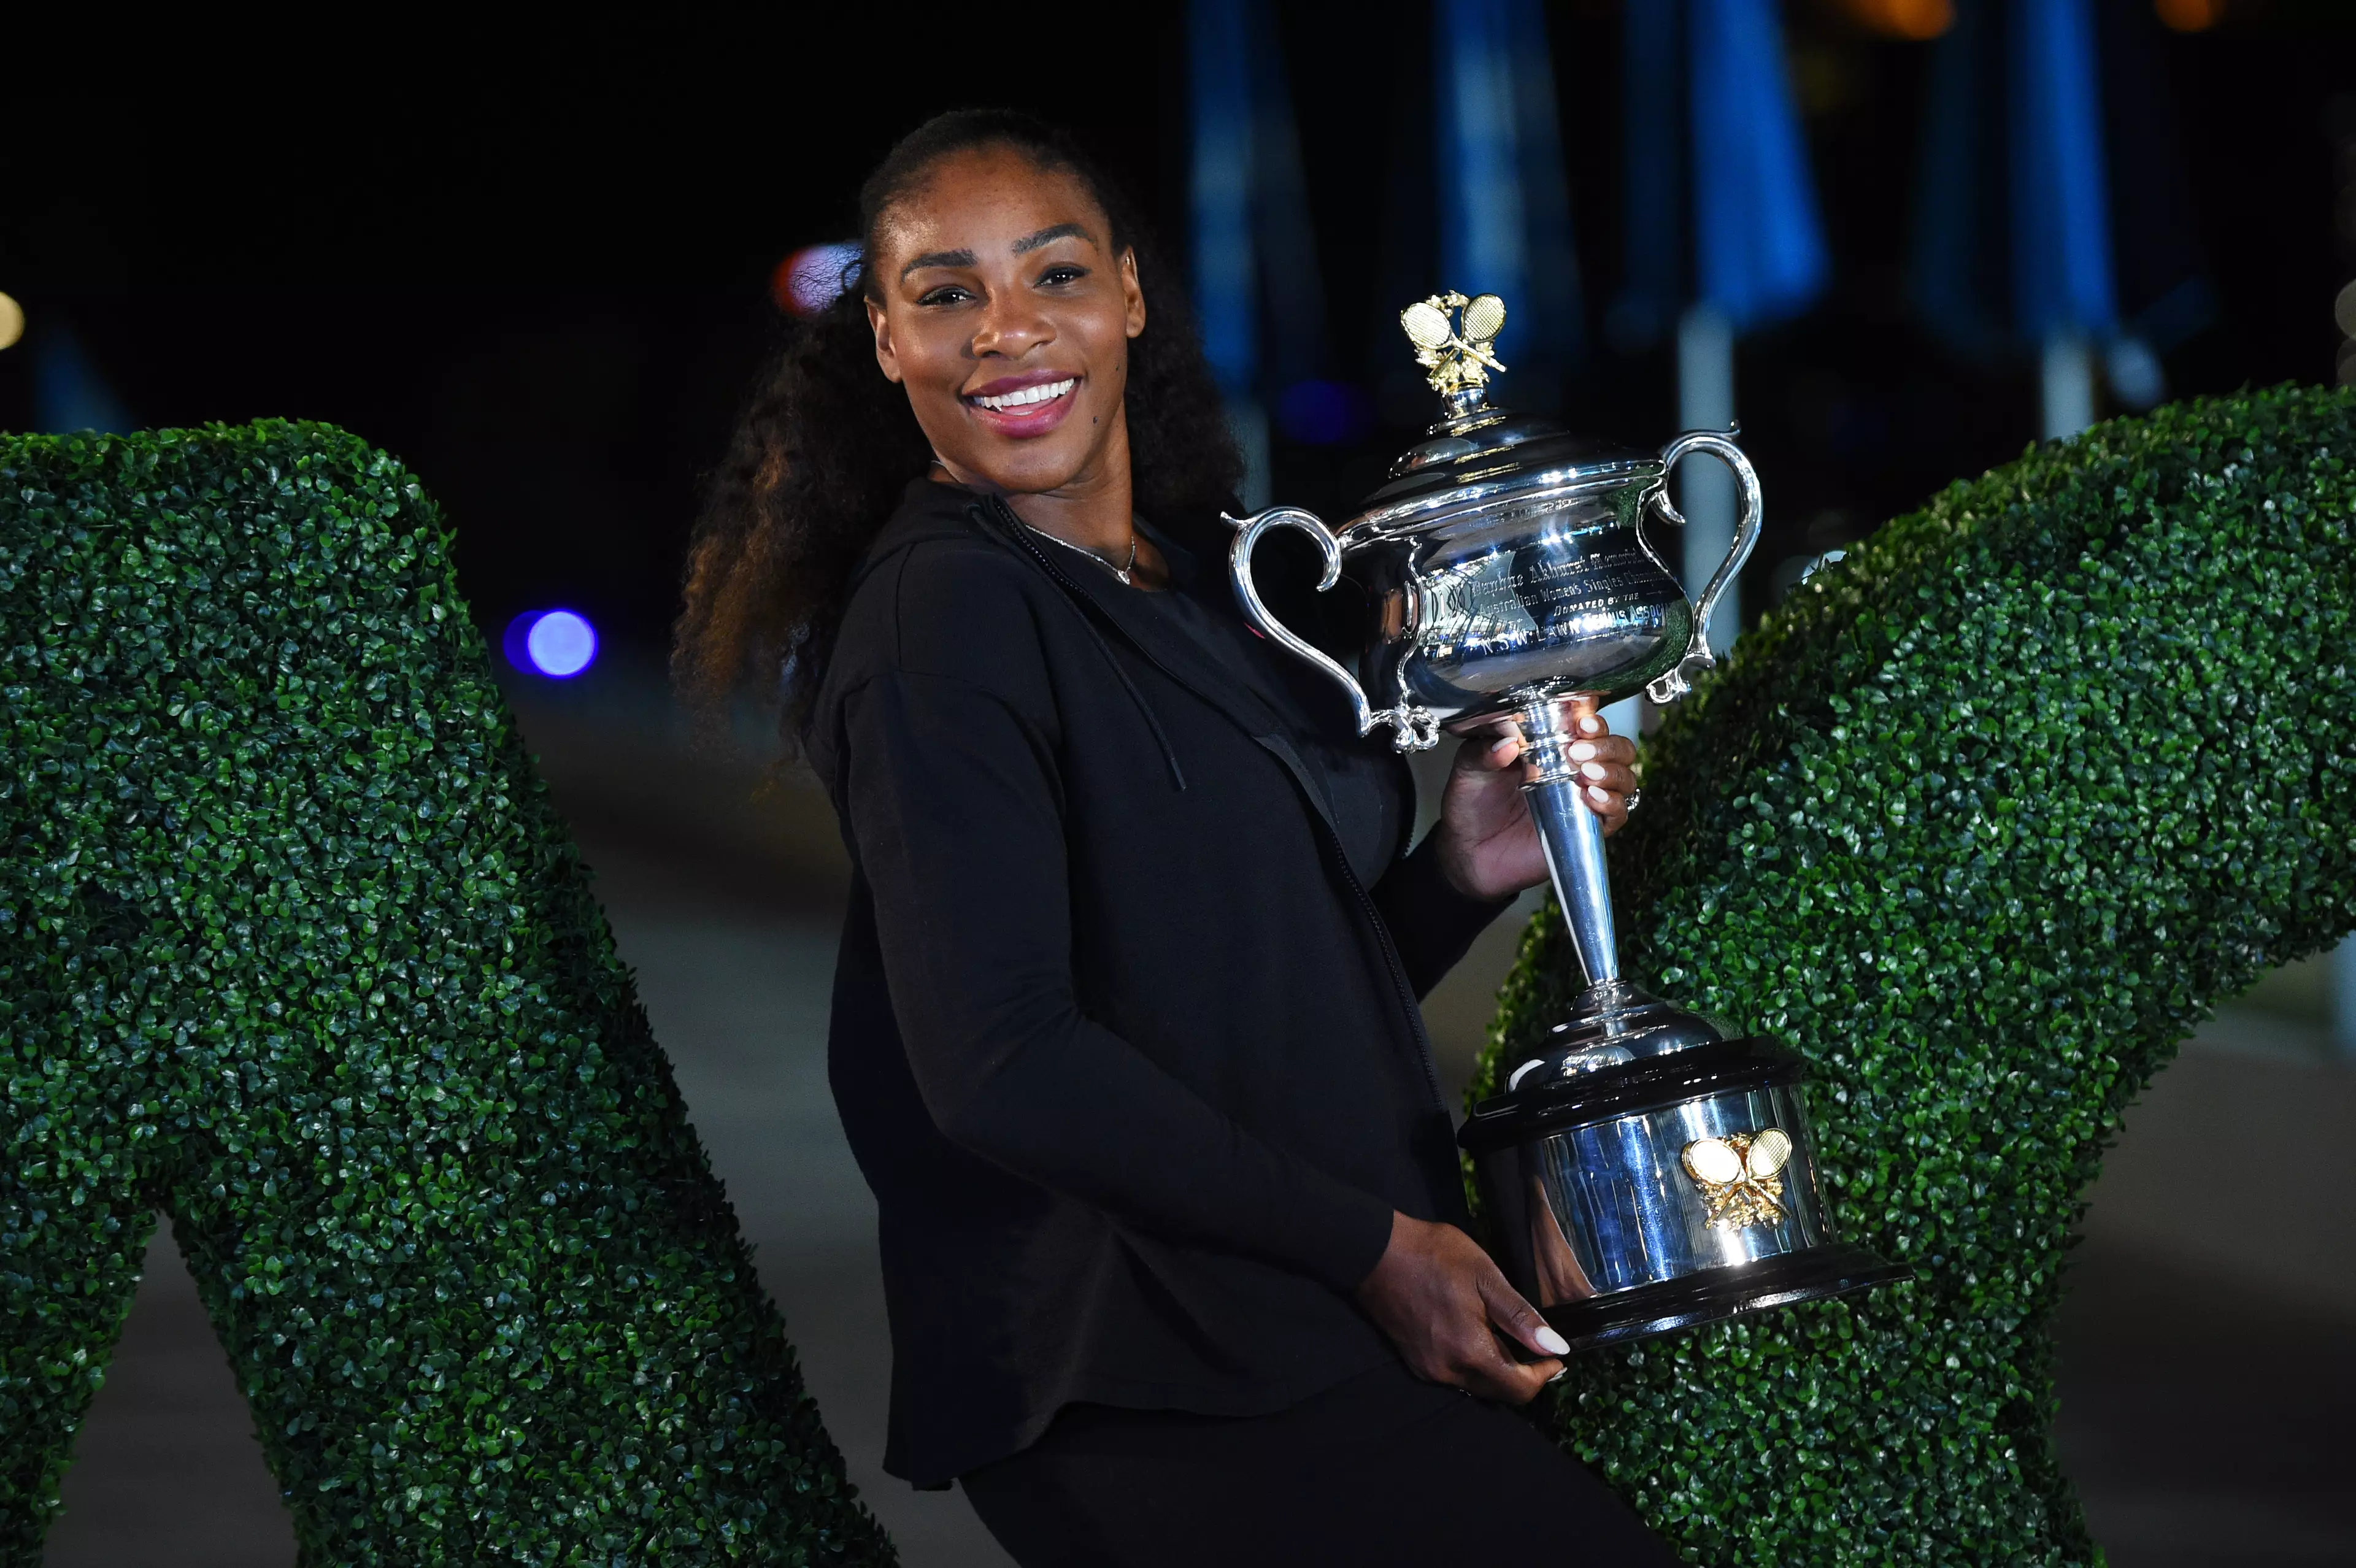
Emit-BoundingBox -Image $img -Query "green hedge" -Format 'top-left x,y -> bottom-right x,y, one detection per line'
1476,384 -> 2356,1564
0,423 -> 892,1565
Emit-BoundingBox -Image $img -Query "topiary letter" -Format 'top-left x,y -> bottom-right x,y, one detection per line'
1478,385 -> 2355,1564
0,423 -> 895,1565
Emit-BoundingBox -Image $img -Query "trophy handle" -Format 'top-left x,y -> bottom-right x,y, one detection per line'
1225,507 -> 1441,751
1644,431 -> 1765,705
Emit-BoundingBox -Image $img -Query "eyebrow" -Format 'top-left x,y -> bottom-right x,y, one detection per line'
901,247 -> 976,279
899,223 -> 1098,279
1011,222 -> 1094,254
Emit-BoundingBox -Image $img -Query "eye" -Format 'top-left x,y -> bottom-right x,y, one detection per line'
916,283 -> 976,307
1038,264 -> 1088,287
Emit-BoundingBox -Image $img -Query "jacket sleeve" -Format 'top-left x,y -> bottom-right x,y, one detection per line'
1369,831 -> 1514,999
840,666 -> 1396,1294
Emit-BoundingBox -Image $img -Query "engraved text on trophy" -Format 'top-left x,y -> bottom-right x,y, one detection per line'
1411,526 -> 1689,697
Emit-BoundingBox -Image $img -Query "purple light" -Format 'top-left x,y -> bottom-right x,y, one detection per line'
506,609 -> 598,678
774,242 -> 861,317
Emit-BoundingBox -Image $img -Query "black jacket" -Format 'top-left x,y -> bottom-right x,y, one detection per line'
808,480 -> 1503,1486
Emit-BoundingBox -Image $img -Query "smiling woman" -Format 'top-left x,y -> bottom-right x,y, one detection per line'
672,113 -> 1235,734
671,110 -> 1660,1568
867,155 -> 1154,575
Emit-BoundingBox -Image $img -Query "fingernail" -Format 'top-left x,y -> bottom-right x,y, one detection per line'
1588,785 -> 1612,805
1536,1326 -> 1571,1356
1568,741 -> 1596,761
1580,761 -> 1607,780
1492,737 -> 1517,756
1577,716 -> 1603,734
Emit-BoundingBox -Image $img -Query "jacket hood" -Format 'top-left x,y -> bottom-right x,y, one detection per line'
812,477 -> 1195,793
855,477 -> 997,578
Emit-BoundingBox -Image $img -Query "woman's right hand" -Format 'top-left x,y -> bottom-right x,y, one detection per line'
1353,1211 -> 1569,1404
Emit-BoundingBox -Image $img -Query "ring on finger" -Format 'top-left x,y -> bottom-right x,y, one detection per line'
1623,788 -> 1642,813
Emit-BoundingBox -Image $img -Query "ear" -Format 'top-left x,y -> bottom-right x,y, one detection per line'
868,298 -> 904,385
1120,248 -> 1145,340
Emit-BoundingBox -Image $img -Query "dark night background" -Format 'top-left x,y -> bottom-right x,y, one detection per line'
4,1 -> 2350,656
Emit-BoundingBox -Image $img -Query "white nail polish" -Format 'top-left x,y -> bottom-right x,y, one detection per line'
1536,1326 -> 1571,1356
1578,717 -> 1603,734
1568,741 -> 1596,761
1588,785 -> 1611,804
1581,761 -> 1606,780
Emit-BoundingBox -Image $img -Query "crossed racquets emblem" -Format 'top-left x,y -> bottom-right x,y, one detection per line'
1680,1128 -> 1796,1231
1399,290 -> 1507,398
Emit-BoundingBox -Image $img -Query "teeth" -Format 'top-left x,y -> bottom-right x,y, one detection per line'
974,378 -> 1075,412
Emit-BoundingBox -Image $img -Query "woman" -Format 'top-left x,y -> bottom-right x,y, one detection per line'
676,110 -> 1671,1566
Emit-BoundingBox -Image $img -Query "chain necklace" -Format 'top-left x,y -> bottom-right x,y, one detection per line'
1024,521 -> 1139,586
930,461 -> 1141,586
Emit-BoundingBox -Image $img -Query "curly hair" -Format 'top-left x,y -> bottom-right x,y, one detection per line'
673,109 -> 1244,750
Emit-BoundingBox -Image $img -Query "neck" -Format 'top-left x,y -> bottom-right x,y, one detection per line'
941,411 -> 1136,556
1004,478 -> 1132,555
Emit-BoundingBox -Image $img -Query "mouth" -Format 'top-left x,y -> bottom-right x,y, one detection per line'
963,374 -> 1080,438
971,377 -> 1076,412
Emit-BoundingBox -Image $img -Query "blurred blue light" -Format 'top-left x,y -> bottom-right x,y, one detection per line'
1276,380 -> 1372,445
777,242 -> 863,317
508,610 -> 598,678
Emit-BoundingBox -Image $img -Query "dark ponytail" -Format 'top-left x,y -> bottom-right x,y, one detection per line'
674,109 -> 1244,750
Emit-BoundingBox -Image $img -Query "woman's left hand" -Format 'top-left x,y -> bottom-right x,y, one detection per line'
1430,709 -> 1639,904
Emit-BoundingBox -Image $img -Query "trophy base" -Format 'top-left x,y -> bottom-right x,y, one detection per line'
1539,1243 -> 1911,1352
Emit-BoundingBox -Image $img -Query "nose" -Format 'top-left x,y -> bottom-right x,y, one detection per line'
970,288 -> 1053,361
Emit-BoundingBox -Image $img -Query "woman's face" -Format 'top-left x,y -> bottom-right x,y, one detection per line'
867,147 -> 1146,499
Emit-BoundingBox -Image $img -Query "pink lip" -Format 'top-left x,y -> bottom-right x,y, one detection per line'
966,367 -> 1077,398
963,370 -> 1082,440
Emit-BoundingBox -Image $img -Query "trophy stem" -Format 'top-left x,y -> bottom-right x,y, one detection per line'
1518,699 -> 1619,989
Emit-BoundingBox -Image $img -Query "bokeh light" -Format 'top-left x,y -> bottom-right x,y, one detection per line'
527,611 -> 598,677
2104,337 -> 2167,411
2155,0 -> 2226,30
1829,0 -> 1952,40
773,243 -> 862,317
504,609 -> 598,678
0,293 -> 23,352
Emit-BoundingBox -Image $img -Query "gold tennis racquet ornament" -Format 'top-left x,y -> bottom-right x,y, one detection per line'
1226,288 -> 1908,1350
1683,1129 -> 1795,1231
1400,291 -> 1507,411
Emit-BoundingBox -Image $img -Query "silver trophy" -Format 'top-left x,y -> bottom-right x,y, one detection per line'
1230,291 -> 1904,1348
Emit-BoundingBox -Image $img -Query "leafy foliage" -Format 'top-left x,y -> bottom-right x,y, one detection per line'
0,423 -> 892,1565
1475,385 -> 2356,1564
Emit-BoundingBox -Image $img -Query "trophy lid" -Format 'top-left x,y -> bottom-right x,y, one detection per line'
1350,291 -> 1656,533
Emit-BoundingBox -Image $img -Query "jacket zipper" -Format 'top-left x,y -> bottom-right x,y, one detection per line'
981,498 -> 1449,1115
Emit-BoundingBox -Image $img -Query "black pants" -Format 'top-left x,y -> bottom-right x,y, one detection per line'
960,1362 -> 1682,1567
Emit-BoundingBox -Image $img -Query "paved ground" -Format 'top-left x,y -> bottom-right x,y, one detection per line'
34,676 -> 2356,1566
2055,1242 -> 2356,1566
